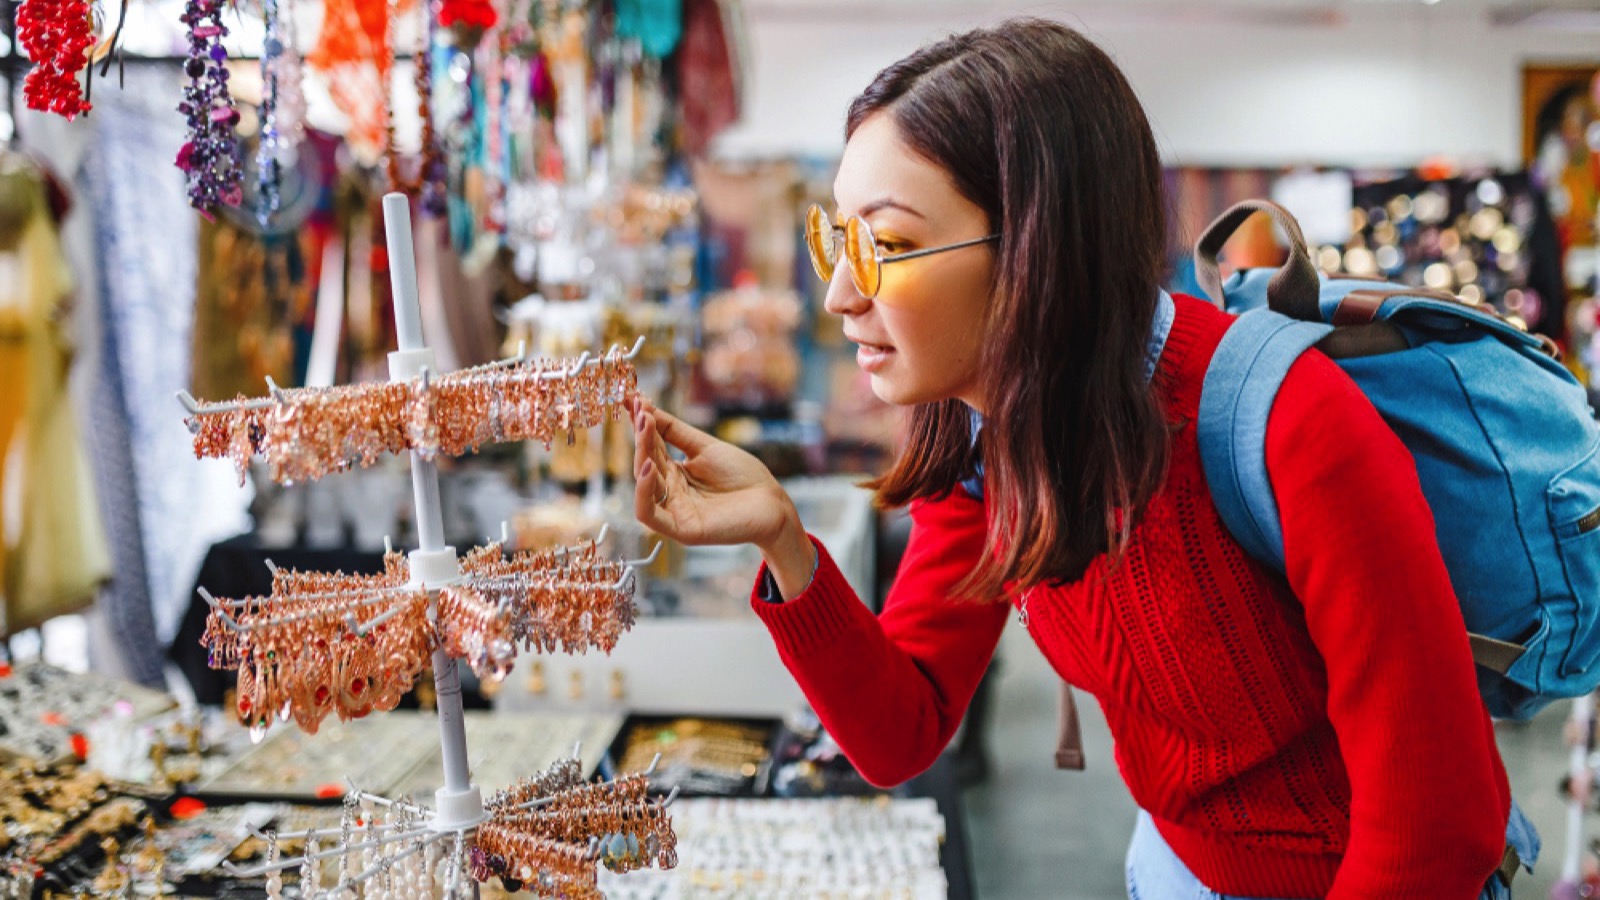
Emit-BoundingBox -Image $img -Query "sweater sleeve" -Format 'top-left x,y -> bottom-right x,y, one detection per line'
1264,351 -> 1510,899
748,489 -> 1009,787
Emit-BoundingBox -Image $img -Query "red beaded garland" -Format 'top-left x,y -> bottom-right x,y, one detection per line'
437,0 -> 495,32
17,0 -> 95,120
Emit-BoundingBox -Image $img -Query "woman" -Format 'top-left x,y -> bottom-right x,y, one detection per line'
630,18 -> 1534,899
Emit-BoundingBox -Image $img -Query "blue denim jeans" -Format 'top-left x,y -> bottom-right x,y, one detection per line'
1126,801 -> 1540,900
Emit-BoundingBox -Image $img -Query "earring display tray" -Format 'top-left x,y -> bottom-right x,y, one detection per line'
595,796 -> 949,899
392,709 -> 624,799
0,661 -> 177,765
192,709 -> 622,802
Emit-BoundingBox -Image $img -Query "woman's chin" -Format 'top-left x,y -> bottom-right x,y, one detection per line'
867,372 -> 905,405
869,372 -> 936,407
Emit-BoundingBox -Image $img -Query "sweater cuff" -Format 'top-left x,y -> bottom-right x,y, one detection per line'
749,537 -> 865,656
755,538 -> 821,603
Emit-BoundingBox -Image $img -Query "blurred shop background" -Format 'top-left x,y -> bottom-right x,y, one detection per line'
1,0 -> 1598,896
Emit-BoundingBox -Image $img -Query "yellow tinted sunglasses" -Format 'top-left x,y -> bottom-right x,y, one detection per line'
803,203 -> 1000,299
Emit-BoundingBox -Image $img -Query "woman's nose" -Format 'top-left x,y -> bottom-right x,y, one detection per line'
822,266 -> 869,317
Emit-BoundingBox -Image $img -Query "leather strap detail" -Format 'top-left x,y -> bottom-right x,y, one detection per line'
1331,285 -> 1470,326
1055,683 -> 1086,770
1332,289 -> 1389,326
1314,322 -> 1409,359
1468,632 -> 1526,676
1496,843 -> 1521,887
1194,200 -> 1321,322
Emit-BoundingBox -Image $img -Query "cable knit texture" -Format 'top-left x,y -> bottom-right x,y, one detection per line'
750,294 -> 1510,899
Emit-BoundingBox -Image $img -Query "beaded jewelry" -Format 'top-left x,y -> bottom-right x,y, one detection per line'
185,345 -> 638,485
256,0 -> 286,226
275,0 -> 308,154
176,0 -> 243,213
385,0 -> 446,209
17,0 -> 94,120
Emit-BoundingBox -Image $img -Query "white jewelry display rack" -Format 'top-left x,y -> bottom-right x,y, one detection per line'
178,193 -> 675,899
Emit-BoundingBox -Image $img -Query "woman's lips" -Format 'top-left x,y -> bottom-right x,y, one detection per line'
854,341 -> 895,373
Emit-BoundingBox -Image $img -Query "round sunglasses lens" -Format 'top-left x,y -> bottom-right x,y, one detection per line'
845,217 -> 881,297
804,205 -> 835,282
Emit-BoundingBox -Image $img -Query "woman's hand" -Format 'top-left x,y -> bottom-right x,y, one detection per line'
630,397 -> 815,598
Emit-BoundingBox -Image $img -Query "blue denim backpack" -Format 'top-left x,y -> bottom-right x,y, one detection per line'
1195,200 -> 1600,720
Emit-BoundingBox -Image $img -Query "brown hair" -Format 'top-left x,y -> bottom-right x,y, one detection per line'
857,18 -> 1172,597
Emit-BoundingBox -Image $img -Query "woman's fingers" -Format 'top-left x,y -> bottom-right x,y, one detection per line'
631,402 -> 675,478
633,406 -> 655,480
635,458 -> 671,536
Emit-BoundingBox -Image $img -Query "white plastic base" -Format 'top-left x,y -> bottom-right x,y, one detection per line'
409,547 -> 461,589
389,348 -> 438,383
431,785 -> 485,831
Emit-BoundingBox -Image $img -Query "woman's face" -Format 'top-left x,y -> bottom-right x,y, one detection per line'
825,112 -> 996,411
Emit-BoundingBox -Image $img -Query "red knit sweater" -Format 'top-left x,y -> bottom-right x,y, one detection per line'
750,294 -> 1511,898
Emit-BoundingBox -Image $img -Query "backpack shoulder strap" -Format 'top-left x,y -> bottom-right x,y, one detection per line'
1197,308 -> 1333,571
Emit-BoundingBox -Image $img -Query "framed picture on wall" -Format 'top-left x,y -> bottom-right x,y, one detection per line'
1523,63 -> 1599,299
1522,63 -> 1599,166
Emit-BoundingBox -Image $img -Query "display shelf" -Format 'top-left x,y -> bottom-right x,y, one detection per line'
0,661 -> 176,765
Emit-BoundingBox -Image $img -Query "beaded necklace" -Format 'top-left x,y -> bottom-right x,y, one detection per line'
17,0 -> 95,120
176,0 -> 243,213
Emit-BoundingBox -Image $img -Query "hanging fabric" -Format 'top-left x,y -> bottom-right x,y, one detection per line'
0,153 -> 111,635
80,71 -> 251,685
307,0 -> 408,163
616,0 -> 682,59
189,216 -> 299,401
675,0 -> 741,157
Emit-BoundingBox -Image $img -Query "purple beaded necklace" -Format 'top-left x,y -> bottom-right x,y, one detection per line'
176,0 -> 243,214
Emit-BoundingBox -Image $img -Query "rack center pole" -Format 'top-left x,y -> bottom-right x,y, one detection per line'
382,193 -> 480,827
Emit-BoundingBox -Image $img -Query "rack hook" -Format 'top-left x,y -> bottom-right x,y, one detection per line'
625,542 -> 663,568
264,376 -> 290,406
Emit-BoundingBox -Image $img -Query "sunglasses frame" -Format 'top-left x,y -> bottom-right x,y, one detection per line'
805,203 -> 1000,299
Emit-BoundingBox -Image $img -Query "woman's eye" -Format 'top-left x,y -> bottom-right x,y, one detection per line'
879,240 -> 908,254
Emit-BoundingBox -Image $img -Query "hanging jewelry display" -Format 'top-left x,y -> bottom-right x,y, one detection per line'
275,0 -> 308,156
180,337 -> 641,485
198,530 -> 653,740
438,0 -> 497,48
307,0 -> 393,161
182,196 -> 677,897
383,0 -> 403,192
419,4 -> 448,216
176,0 -> 243,213
16,0 -> 95,119
218,753 -> 678,900
256,0 -> 286,227
386,0 -> 446,212
483,27 -> 506,234
83,0 -> 131,111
